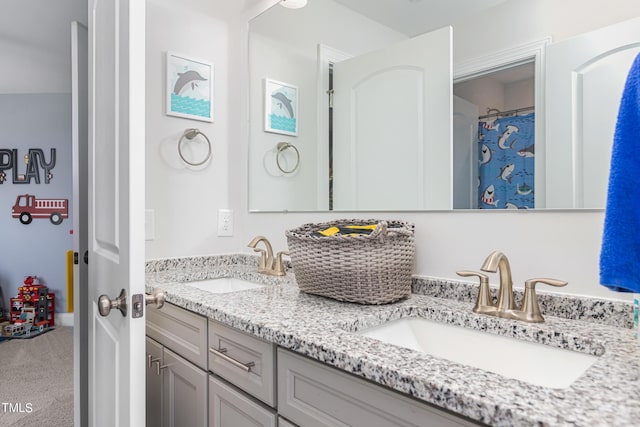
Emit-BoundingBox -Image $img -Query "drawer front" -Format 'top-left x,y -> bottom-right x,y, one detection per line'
209,375 -> 277,427
278,349 -> 478,427
147,302 -> 208,370
208,320 -> 276,406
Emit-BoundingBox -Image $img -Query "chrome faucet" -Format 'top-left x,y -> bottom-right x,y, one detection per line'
247,236 -> 288,276
457,251 -> 568,323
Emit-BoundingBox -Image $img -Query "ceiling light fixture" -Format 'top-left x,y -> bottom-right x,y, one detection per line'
280,0 -> 308,9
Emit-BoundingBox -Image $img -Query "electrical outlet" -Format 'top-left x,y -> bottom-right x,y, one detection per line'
217,209 -> 233,237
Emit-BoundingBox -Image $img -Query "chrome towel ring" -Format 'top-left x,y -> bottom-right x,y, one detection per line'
178,128 -> 212,166
276,142 -> 300,174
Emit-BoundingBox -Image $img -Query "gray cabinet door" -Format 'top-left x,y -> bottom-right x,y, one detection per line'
146,337 -> 163,427
163,348 -> 208,427
278,349 -> 479,427
209,375 -> 276,427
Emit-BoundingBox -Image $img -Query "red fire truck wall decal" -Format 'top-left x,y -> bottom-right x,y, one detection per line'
11,194 -> 69,225
0,148 -> 56,184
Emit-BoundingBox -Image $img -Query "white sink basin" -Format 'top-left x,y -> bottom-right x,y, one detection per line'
358,317 -> 599,389
184,278 -> 265,294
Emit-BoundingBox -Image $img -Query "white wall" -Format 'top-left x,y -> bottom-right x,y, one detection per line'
248,33 -> 320,211
504,78 -> 534,111
145,0 -> 246,259
247,0 -> 406,211
145,0 -> 640,302
0,0 -> 86,94
454,76 -> 507,114
451,0 -> 640,62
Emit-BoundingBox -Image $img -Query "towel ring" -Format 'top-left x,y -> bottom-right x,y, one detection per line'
276,142 -> 300,174
178,128 -> 212,166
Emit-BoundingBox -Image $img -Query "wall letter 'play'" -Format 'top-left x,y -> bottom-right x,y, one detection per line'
0,148 -> 56,184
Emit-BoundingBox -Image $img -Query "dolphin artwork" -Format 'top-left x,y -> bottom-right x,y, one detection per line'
173,70 -> 208,95
497,125 -> 519,149
498,163 -> 515,183
271,92 -> 295,118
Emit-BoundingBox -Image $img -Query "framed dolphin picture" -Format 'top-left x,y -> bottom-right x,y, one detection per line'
166,52 -> 214,122
264,78 -> 298,136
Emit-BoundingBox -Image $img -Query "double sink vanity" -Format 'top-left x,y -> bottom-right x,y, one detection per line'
145,253 -> 639,426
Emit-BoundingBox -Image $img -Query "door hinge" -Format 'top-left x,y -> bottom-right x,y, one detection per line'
327,89 -> 334,108
73,252 -> 79,265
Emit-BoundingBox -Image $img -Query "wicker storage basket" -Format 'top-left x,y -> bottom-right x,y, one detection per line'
285,219 -> 415,304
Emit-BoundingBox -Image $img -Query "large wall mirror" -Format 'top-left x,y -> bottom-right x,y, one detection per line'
248,0 -> 640,212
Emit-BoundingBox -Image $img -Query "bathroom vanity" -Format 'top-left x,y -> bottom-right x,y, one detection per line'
145,300 -> 476,426
145,255 -> 639,426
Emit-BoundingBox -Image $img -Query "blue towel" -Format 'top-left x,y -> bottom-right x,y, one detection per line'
600,52 -> 640,293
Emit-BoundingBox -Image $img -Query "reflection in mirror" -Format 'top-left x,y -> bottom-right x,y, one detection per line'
453,62 -> 535,209
248,0 -> 640,212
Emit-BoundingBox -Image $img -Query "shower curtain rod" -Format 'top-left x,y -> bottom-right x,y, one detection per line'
478,106 -> 534,120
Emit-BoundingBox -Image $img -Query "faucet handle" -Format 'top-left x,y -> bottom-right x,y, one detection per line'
456,271 -> 495,315
520,278 -> 568,323
252,248 -> 269,270
274,250 -> 290,276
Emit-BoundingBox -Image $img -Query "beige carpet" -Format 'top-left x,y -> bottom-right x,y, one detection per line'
0,327 -> 73,427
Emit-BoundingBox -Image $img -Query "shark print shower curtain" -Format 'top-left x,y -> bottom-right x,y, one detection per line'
478,112 -> 535,209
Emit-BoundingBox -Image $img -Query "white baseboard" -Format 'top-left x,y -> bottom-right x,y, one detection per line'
56,312 -> 74,327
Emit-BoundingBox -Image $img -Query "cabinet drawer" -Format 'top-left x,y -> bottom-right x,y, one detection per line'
278,349 -> 479,427
147,302 -> 208,370
208,320 -> 276,406
209,375 -> 276,427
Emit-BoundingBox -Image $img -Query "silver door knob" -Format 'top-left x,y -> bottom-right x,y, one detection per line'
98,288 -> 127,317
145,289 -> 165,309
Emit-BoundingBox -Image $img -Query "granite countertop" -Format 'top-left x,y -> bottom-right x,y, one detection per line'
145,255 -> 640,427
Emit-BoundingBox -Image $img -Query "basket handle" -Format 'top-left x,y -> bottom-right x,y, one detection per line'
370,221 -> 413,242
369,221 -> 387,241
386,225 -> 413,237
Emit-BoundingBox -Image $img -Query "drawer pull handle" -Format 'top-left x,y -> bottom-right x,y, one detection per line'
146,353 -> 161,369
209,347 -> 255,372
152,360 -> 169,376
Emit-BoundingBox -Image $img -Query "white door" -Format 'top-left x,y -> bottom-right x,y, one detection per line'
332,26 -> 452,210
88,0 -> 146,426
546,16 -> 640,208
452,95 -> 479,209
71,20 -> 89,427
